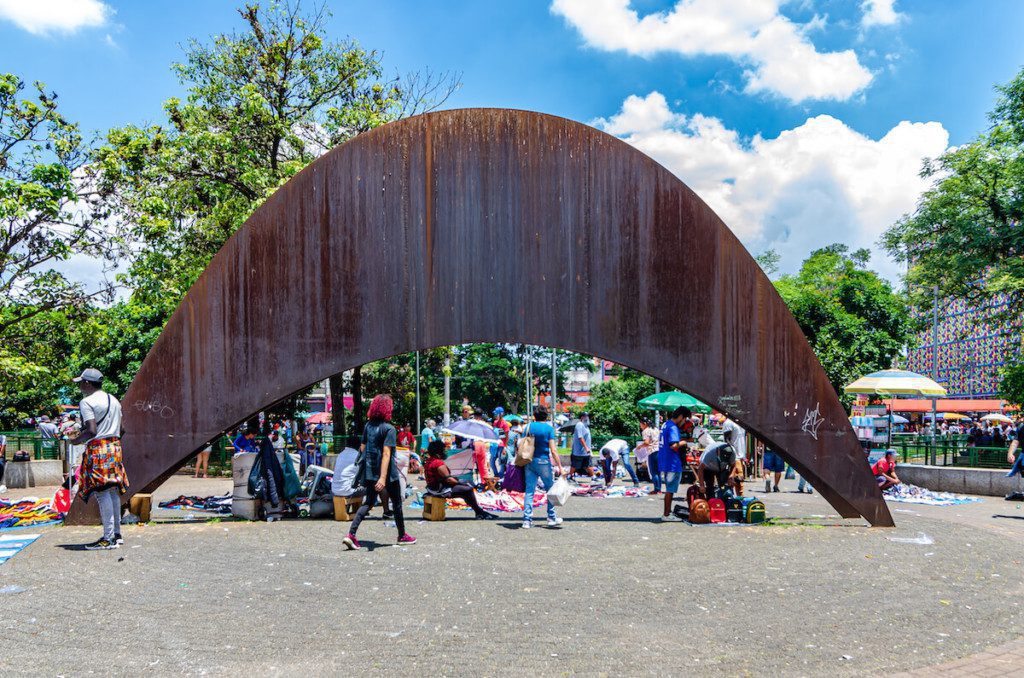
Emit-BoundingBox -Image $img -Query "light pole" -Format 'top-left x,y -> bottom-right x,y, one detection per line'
415,350 -> 421,436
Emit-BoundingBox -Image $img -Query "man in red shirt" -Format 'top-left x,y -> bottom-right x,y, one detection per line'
397,424 -> 415,449
872,450 -> 901,490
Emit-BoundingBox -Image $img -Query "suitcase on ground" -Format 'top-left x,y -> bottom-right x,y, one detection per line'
686,484 -> 705,507
688,498 -> 710,524
708,498 -> 726,523
743,498 -> 766,524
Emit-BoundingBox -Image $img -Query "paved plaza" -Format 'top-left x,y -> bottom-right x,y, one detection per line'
3,476 -> 1024,676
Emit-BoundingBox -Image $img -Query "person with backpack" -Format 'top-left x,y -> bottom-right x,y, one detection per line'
343,394 -> 416,550
521,406 -> 565,529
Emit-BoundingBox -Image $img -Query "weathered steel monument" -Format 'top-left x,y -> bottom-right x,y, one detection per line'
68,108 -> 894,527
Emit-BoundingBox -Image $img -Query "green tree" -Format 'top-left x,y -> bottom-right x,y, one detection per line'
0,73 -> 120,421
94,0 -> 457,311
774,244 -> 912,406
882,67 -> 1023,402
578,369 -> 655,438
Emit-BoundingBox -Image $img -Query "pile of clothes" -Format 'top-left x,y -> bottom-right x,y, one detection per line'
157,494 -> 233,514
883,483 -> 981,506
571,485 -> 649,498
411,489 -> 548,513
0,497 -> 63,529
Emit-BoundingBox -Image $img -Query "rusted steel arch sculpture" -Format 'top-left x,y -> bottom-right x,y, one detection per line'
67,108 -> 893,527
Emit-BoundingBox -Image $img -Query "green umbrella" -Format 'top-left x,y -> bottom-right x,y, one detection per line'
637,391 -> 712,414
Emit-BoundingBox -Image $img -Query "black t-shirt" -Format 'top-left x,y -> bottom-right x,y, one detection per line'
361,421 -> 399,483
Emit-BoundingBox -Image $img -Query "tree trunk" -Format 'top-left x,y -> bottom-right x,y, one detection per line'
329,371 -> 347,435
352,365 -> 364,431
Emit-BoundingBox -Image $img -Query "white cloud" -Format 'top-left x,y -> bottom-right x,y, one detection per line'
551,0 -> 874,103
594,92 -> 949,279
861,0 -> 903,28
0,0 -> 110,35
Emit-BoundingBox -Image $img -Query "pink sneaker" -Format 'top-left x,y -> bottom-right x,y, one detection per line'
397,533 -> 417,545
343,534 -> 361,550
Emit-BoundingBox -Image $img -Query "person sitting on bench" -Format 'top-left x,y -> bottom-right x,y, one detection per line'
424,440 -> 497,520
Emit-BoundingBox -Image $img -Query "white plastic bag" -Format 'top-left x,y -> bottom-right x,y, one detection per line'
547,476 -> 571,506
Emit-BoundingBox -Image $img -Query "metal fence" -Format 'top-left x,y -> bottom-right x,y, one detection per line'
890,435 -> 1013,469
0,431 -> 63,460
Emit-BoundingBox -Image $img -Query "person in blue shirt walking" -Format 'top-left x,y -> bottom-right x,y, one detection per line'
521,406 -> 566,529
658,406 -> 692,522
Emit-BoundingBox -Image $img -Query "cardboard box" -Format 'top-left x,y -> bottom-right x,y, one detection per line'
231,496 -> 262,521
333,496 -> 363,521
129,493 -> 152,523
422,495 -> 446,521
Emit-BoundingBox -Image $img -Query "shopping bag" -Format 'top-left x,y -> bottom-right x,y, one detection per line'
503,463 -> 525,493
247,455 -> 265,497
514,433 -> 535,467
547,476 -> 571,506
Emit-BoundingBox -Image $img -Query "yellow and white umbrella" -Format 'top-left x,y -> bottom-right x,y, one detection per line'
981,413 -> 1013,424
843,370 -> 947,397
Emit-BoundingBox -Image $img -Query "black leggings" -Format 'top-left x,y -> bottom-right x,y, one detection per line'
442,483 -> 486,515
350,479 -> 405,537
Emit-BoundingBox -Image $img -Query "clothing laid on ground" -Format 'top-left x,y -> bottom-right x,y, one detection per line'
360,421 -> 400,484
79,390 -> 122,441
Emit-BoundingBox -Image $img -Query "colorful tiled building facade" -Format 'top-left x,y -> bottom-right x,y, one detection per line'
906,295 -> 1018,398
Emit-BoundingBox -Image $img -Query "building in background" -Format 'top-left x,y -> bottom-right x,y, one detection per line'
905,295 -> 1017,398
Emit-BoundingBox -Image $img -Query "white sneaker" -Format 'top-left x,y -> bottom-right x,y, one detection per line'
660,513 -> 683,522
546,517 -> 563,528
521,520 -> 533,529
0,485 -> 6,494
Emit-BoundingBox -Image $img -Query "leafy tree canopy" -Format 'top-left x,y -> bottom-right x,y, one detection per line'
774,244 -> 912,406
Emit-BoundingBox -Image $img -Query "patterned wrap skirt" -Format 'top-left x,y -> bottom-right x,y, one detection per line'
80,437 -> 130,500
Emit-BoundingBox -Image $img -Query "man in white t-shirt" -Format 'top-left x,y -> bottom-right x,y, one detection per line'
70,368 -> 127,551
600,438 -> 639,487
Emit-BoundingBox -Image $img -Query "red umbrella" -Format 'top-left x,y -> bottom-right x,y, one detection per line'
306,412 -> 331,424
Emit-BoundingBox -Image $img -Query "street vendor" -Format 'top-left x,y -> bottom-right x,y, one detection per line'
657,406 -> 692,522
872,450 -> 901,490
423,440 -> 497,520
69,368 -> 128,551
696,431 -> 740,497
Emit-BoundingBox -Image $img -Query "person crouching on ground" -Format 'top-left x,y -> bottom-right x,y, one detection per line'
70,368 -> 128,550
657,406 -> 691,522
872,450 -> 901,491
696,436 -> 739,498
343,394 -> 416,550
424,440 -> 497,520
522,406 -> 566,529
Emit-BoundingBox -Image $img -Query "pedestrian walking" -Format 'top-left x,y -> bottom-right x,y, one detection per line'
570,412 -> 594,480
343,394 -> 416,550
522,406 -> 565,529
69,368 -> 128,550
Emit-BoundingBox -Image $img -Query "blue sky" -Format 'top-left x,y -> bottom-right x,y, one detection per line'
3,0 -> 1023,280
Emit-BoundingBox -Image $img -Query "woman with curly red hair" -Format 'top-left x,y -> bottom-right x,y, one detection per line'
344,394 -> 416,550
